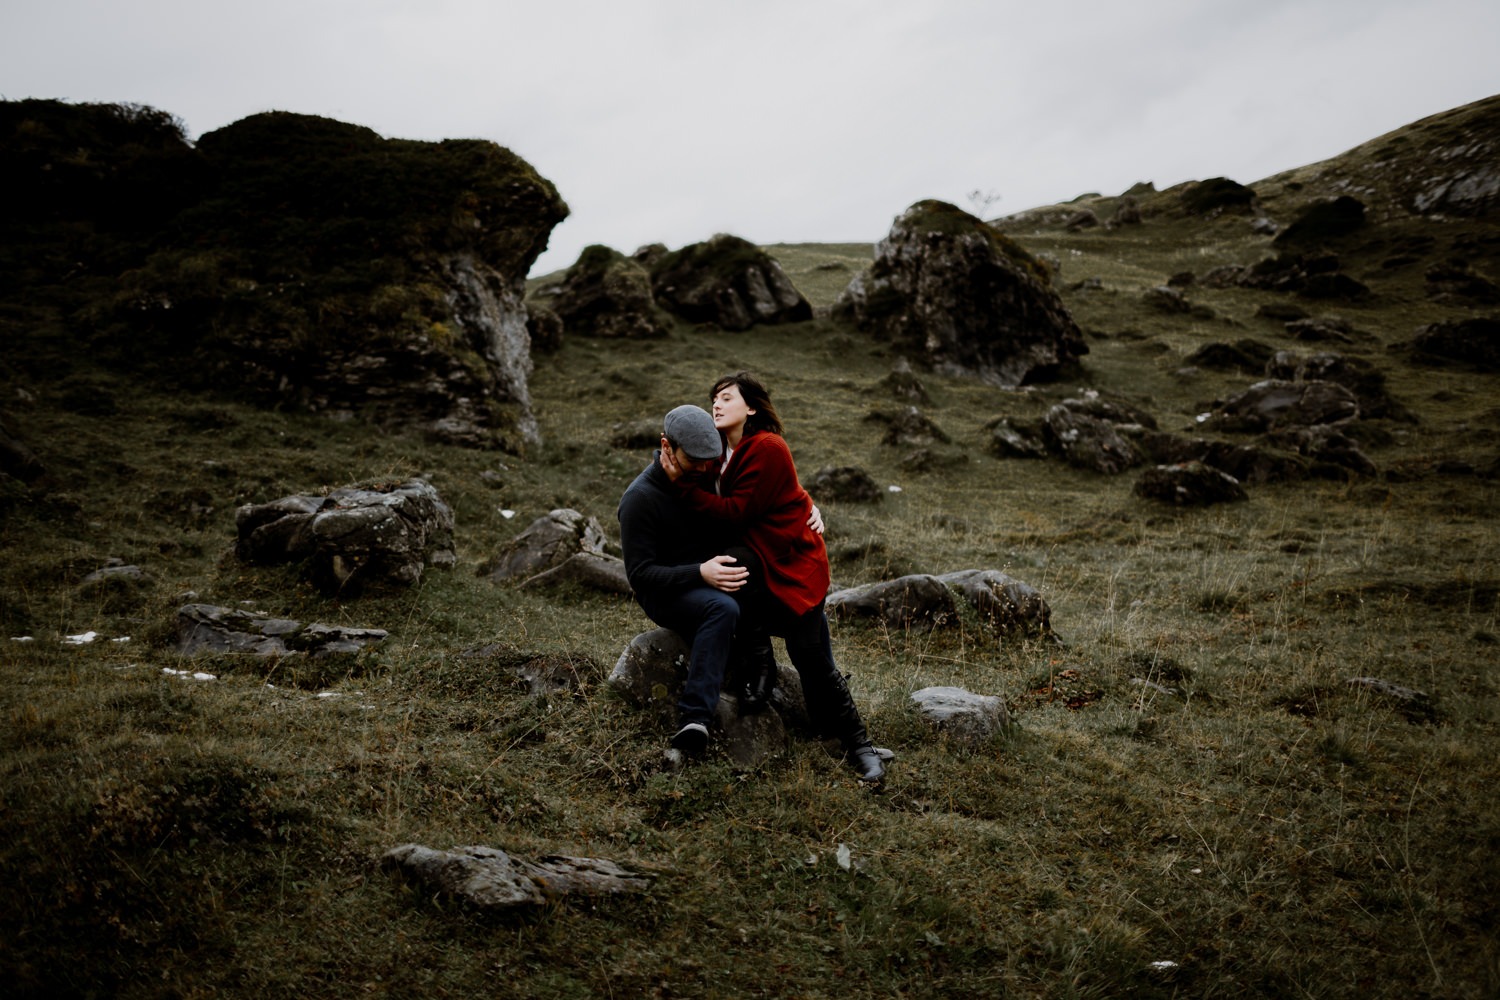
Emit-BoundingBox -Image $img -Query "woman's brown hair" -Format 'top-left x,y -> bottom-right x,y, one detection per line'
711,371 -> 783,437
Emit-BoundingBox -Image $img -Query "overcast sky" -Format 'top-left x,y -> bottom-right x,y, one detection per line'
4,0 -> 1497,276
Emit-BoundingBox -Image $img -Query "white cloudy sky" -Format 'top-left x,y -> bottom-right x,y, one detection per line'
3,0 -> 1497,276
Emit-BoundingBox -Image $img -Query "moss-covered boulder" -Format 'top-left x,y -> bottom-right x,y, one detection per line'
833,200 -> 1086,386
553,245 -> 669,339
9,105 -> 568,449
648,234 -> 812,331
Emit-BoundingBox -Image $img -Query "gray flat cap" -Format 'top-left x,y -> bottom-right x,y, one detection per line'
663,404 -> 722,461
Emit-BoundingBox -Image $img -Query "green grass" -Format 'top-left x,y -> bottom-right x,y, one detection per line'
4,105 -> 1500,997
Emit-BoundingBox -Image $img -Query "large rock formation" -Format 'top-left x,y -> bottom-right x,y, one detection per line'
16,106 -> 570,449
832,200 -> 1087,386
552,245 -> 669,339
648,234 -> 812,330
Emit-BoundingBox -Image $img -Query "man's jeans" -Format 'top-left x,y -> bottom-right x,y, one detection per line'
637,585 -> 740,726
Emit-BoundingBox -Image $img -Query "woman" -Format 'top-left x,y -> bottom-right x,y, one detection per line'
665,371 -> 886,783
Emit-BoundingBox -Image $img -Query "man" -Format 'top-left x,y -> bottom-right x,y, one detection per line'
617,404 -> 746,756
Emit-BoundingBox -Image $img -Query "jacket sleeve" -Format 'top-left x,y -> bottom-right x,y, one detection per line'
618,486 -> 703,597
675,435 -> 802,528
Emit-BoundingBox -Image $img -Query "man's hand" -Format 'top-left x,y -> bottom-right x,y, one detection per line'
657,438 -> 684,482
807,504 -> 825,535
700,554 -> 748,592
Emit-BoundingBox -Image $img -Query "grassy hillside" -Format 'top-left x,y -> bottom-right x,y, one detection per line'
1,98 -> 1497,998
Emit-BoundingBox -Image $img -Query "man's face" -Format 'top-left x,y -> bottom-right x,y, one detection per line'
671,443 -> 717,476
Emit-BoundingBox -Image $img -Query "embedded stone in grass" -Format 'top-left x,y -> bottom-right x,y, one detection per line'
826,574 -> 957,632
382,844 -> 654,909
910,686 -> 1009,743
936,569 -> 1055,640
175,604 -> 388,657
1133,462 -> 1249,506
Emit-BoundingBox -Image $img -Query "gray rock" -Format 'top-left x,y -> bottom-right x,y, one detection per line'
175,604 -> 388,657
936,569 -> 1054,638
649,234 -> 811,330
235,479 -> 455,594
1204,379 -> 1359,433
1043,404 -> 1142,474
484,509 -> 610,582
910,686 -> 1009,742
833,200 -> 1086,386
989,418 -> 1049,459
382,844 -> 653,909
606,627 -> 689,710
806,466 -> 883,504
826,574 -> 958,632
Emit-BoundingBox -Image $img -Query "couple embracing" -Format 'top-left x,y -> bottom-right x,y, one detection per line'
616,371 -> 887,783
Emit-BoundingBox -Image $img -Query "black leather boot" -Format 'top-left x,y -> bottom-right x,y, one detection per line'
846,741 -> 886,783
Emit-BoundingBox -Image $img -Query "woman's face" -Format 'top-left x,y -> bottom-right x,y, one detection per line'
712,383 -> 755,435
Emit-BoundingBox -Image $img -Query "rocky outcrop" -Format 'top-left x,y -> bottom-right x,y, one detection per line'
235,478 -> 455,594
832,200 -> 1086,386
552,245 -> 669,339
105,111 -> 567,448
648,234 -> 812,330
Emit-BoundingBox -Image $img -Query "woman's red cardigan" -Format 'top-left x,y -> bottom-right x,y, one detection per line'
675,430 -> 830,616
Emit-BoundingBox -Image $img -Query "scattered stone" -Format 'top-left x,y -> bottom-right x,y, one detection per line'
909,686 -> 1009,743
1203,380 -> 1359,433
826,574 -> 958,632
235,478 -> 455,594
832,199 -> 1087,386
1406,316 -> 1500,372
382,844 -> 654,909
1043,403 -> 1142,474
1184,339 -> 1276,373
988,418 -> 1049,459
519,551 -> 631,594
78,560 -> 154,598
1064,208 -> 1100,231
1133,462 -> 1249,505
806,466 -> 883,504
881,359 -> 931,404
483,509 -> 611,583
1143,285 -> 1191,314
175,604 -> 388,657
1284,315 -> 1356,343
1139,433 -> 1309,485
1346,677 -> 1440,723
870,406 -> 950,449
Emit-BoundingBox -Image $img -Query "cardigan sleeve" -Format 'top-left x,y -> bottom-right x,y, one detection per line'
674,433 -> 802,528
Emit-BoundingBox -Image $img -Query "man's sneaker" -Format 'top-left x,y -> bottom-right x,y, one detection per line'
670,722 -> 709,757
